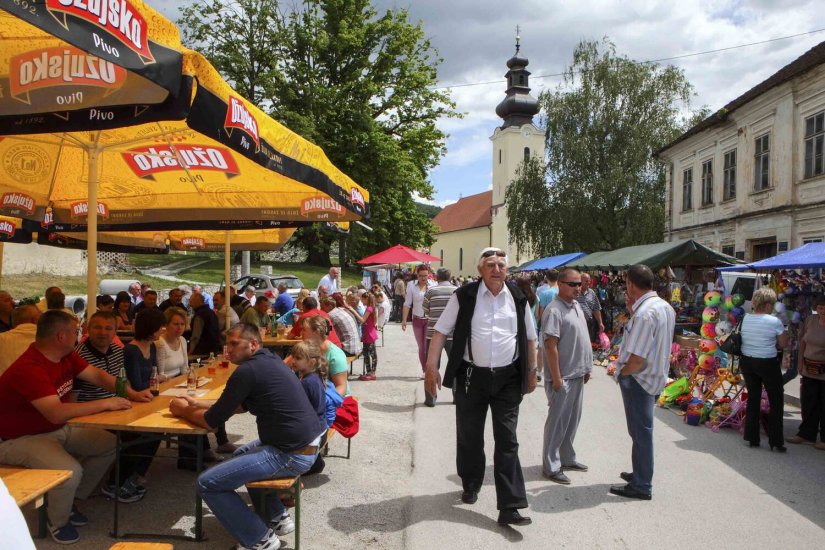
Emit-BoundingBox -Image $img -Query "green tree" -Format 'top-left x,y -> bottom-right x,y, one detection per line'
179,0 -> 458,265
505,38 -> 703,256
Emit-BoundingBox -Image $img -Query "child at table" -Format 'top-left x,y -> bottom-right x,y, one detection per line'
288,341 -> 332,475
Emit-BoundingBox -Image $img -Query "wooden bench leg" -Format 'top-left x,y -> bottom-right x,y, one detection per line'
346,437 -> 351,460
294,479 -> 301,550
37,494 -> 48,539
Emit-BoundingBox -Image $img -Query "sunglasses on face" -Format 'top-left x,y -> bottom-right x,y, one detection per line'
481,249 -> 506,258
560,281 -> 583,287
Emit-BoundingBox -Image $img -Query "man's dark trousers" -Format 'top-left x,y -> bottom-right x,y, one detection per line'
454,361 -> 527,510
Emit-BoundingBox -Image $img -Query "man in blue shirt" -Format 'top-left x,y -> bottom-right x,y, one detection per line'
274,283 -> 294,317
536,269 -> 560,326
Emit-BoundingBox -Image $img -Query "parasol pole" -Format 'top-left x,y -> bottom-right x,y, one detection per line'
86,137 -> 101,318
0,242 -> 4,288
225,231 -> 231,335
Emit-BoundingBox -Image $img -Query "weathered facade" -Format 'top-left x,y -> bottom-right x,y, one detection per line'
658,42 -> 825,261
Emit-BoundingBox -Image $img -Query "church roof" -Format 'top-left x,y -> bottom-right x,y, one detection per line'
432,191 -> 492,234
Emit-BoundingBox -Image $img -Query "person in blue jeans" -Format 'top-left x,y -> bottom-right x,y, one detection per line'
168,323 -> 326,550
609,264 -> 675,500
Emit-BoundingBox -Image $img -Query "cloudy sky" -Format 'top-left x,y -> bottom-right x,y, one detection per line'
154,0 -> 825,207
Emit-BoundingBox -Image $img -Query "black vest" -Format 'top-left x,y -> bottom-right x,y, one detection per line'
443,281 -> 530,395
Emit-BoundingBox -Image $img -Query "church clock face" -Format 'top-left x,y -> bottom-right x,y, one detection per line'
521,127 -> 531,139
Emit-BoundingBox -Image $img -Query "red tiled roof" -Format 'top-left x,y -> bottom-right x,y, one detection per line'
432,191 -> 492,234
658,40 -> 825,155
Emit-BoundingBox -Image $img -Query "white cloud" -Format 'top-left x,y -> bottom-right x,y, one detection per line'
412,193 -> 458,208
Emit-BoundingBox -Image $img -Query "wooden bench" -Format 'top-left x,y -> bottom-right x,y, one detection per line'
0,465 -> 73,538
322,427 -> 351,459
109,543 -> 174,550
346,353 -> 363,376
245,476 -> 302,550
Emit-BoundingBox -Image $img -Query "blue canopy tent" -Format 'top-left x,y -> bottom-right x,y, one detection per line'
717,242 -> 825,271
511,252 -> 587,273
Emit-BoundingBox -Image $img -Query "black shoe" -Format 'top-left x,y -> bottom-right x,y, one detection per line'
609,484 -> 651,500
497,508 -> 532,526
543,471 -> 571,485
563,461 -> 589,472
461,490 -> 478,504
620,472 -> 632,482
306,455 -> 325,475
745,441 -> 760,448
770,445 -> 787,453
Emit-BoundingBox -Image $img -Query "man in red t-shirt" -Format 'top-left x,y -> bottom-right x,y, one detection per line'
287,296 -> 341,346
0,310 -> 152,544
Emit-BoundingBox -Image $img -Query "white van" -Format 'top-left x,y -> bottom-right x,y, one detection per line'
720,271 -> 757,313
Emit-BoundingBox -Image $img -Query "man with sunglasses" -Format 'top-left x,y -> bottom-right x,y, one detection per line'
425,247 -> 538,527
540,269 -> 592,485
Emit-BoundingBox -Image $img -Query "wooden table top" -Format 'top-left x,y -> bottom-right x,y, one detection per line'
261,335 -> 302,347
0,466 -> 73,507
67,364 -> 237,434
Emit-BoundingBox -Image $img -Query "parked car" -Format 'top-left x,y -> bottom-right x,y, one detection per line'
233,274 -> 304,300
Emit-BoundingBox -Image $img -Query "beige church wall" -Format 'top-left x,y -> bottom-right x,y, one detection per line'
2,242 -> 87,276
431,227 -> 490,277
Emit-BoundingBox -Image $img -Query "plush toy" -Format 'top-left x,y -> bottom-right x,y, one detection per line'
704,291 -> 722,308
699,339 -> 718,354
715,320 -> 733,337
731,293 -> 745,307
700,322 -> 717,339
702,307 -> 720,323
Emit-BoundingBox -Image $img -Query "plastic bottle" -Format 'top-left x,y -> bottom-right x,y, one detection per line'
115,366 -> 129,398
149,366 -> 160,397
187,361 -> 198,396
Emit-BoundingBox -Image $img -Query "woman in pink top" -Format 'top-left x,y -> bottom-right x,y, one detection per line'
355,292 -> 379,381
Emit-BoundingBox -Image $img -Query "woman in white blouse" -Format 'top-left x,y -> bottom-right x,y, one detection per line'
156,307 -> 188,380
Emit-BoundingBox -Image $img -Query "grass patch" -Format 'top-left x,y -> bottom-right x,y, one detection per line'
2,273 -> 178,301
174,259 -> 362,289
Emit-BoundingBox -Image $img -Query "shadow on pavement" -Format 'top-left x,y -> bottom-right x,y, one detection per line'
327,492 -> 525,542
657,406 -> 825,530
361,401 -> 417,414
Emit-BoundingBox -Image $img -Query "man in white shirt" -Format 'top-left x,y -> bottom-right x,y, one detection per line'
425,247 -> 537,527
0,305 -> 41,375
317,266 -> 340,295
609,264 -> 675,501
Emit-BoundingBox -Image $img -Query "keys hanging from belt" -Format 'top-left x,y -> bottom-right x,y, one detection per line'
465,365 -> 473,395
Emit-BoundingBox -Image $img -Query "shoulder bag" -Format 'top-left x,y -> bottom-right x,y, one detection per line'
719,315 -> 744,356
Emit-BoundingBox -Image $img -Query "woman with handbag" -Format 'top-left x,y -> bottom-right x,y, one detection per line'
786,295 -> 825,450
739,288 -> 790,451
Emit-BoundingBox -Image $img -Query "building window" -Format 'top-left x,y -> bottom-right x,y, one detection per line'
723,149 -> 736,200
523,147 -> 530,161
459,248 -> 463,271
752,241 -> 777,260
440,249 -> 443,263
754,133 -> 770,190
499,149 -> 502,164
701,160 -> 713,206
735,251 -> 745,260
721,245 -> 735,257
803,237 -> 823,244
804,112 -> 824,179
681,168 -> 693,211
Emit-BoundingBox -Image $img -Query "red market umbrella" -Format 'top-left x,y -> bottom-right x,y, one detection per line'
357,244 -> 440,265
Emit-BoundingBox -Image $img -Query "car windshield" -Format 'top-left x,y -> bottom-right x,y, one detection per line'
275,278 -> 303,289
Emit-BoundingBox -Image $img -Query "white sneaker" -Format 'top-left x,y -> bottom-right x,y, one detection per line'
237,528 -> 281,550
271,513 -> 295,536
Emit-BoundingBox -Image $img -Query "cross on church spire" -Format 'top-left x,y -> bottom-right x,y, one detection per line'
515,25 -> 521,54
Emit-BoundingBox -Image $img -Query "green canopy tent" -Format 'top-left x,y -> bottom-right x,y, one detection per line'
569,240 -> 742,271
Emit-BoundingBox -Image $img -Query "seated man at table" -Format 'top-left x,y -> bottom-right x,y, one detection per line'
214,290 -> 240,341
0,305 -> 40,375
287,296 -> 342,346
241,295 -> 272,332
159,287 -> 185,312
321,296 -> 362,357
0,310 -> 152,545
132,289 -> 159,316
274,283 -> 294,317
169,323 -> 326,550
189,292 -> 222,356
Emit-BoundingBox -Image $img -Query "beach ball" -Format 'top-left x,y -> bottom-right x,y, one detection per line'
698,353 -> 716,371
723,296 -> 734,311
702,307 -> 720,323
699,339 -> 718,354
731,306 -> 744,320
704,291 -> 722,308
701,322 -> 717,339
731,293 -> 745,307
715,320 -> 733,337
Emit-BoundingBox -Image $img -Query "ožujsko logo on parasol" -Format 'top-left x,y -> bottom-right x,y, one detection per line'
122,145 -> 240,179
1,192 -> 36,215
300,196 -> 343,218
180,237 -> 205,250
46,0 -> 155,64
10,47 -> 126,105
0,220 -> 16,238
224,96 -> 260,152
350,187 -> 366,210
70,201 -> 110,219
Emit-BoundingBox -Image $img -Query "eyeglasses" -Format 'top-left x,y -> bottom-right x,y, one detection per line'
481,249 -> 506,258
560,281 -> 583,287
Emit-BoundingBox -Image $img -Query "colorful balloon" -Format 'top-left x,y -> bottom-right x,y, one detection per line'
699,339 -> 718,354
702,307 -> 720,323
731,306 -> 744,320
698,353 -> 716,371
704,291 -> 722,308
731,293 -> 745,307
723,296 -> 734,311
700,322 -> 717,339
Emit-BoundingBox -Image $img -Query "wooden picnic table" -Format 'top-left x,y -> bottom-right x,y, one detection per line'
68,363 -> 237,541
0,466 -> 73,538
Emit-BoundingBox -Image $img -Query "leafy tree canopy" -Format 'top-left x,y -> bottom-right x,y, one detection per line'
179,0 -> 459,265
506,38 -> 706,257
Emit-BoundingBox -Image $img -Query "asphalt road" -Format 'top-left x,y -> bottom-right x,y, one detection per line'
26,323 -> 825,549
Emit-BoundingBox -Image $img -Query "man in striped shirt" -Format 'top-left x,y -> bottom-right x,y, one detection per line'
75,311 -> 124,402
610,264 -> 675,501
423,268 -> 457,407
